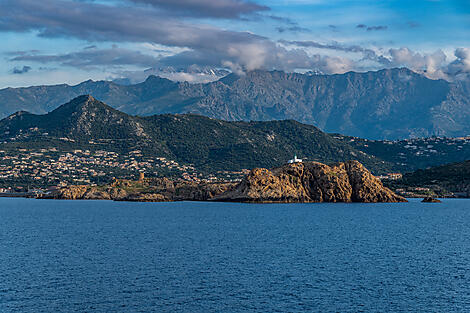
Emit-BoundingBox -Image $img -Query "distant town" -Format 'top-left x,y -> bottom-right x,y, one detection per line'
0,147 -> 248,193
334,134 -> 470,171
1,133 -> 470,198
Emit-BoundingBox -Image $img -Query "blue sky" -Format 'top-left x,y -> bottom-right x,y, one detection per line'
1,0 -> 470,88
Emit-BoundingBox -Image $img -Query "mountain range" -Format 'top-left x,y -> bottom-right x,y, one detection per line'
0,95 -> 390,173
113,66 -> 230,85
2,68 -> 470,139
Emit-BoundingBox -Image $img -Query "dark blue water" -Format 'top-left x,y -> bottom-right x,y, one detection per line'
1,198 -> 470,312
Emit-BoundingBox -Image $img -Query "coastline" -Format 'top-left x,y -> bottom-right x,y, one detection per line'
5,160 -> 408,203
1,193 -> 461,202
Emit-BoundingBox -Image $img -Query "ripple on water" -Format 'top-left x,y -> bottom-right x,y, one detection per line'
1,198 -> 470,312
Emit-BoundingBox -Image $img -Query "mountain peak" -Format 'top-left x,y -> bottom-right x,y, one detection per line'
48,95 -> 120,119
66,94 -> 102,107
7,110 -> 32,119
77,94 -> 95,102
30,95 -> 146,140
144,75 -> 170,83
139,75 -> 178,88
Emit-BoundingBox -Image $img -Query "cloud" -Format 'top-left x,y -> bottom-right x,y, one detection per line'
0,0 -> 353,75
366,25 -> 387,31
6,37 -> 354,77
356,24 -> 388,31
269,14 -> 310,34
279,39 -> 390,65
267,15 -> 299,25
279,39 -> 468,81
157,41 -> 354,74
4,50 -> 40,56
2,0 -> 466,84
447,48 -> 470,74
10,47 -> 160,69
386,47 -> 448,79
276,26 -> 310,33
446,48 -> 470,79
0,0 -> 266,48
128,0 -> 270,19
12,66 -> 32,74
390,47 -> 470,82
113,65 -> 230,84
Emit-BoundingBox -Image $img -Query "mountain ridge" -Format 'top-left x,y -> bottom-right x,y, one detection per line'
1,68 -> 470,139
0,95 -> 391,173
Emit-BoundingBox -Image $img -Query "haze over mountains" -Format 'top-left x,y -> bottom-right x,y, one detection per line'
2,68 -> 470,139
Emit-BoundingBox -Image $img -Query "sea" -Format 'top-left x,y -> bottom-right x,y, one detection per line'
1,198 -> 470,312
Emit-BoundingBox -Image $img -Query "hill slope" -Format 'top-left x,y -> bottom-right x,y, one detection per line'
396,161 -> 470,196
0,95 -> 390,173
2,69 -> 470,139
334,134 -> 470,173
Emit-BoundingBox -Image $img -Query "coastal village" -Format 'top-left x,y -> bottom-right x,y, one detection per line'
0,148 -> 248,194
336,135 -> 470,161
1,135 -> 469,197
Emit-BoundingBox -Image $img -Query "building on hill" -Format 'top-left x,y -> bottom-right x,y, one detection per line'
288,155 -> 303,164
378,173 -> 403,180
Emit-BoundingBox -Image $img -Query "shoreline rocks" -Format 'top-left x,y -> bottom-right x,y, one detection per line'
213,161 -> 406,203
422,197 -> 442,203
39,178 -> 235,202
41,161 -> 406,203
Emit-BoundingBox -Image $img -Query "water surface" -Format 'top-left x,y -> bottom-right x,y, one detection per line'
1,198 -> 470,312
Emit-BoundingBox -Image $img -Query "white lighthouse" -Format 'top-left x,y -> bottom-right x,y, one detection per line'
288,154 -> 303,164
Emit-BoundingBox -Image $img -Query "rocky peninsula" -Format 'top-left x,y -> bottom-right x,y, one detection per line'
40,178 -> 234,202
41,160 -> 406,203
213,160 -> 406,203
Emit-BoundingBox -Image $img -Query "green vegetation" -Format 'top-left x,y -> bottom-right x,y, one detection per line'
385,160 -> 470,197
334,134 -> 470,172
0,95 -> 393,180
2,95 -> 470,194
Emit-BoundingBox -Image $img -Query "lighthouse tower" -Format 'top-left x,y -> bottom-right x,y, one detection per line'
288,155 -> 303,164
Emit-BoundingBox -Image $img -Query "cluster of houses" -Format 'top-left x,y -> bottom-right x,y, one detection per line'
0,148 -> 201,188
377,173 -> 403,180
0,147 -> 255,191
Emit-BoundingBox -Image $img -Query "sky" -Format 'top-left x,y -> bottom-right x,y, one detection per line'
1,0 -> 470,88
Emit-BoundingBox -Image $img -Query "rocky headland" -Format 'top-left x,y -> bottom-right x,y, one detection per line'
41,160 -> 406,203
213,160 -> 406,203
40,178 -> 235,202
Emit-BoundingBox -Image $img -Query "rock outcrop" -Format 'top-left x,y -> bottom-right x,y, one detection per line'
213,161 -> 407,203
41,161 -> 406,203
422,197 -> 441,203
41,178 -> 234,202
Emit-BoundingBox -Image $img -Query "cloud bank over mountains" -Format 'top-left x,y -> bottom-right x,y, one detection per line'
129,0 -> 270,19
1,0 -> 470,85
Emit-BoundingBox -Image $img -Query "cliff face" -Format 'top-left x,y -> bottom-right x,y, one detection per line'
214,161 -> 406,203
